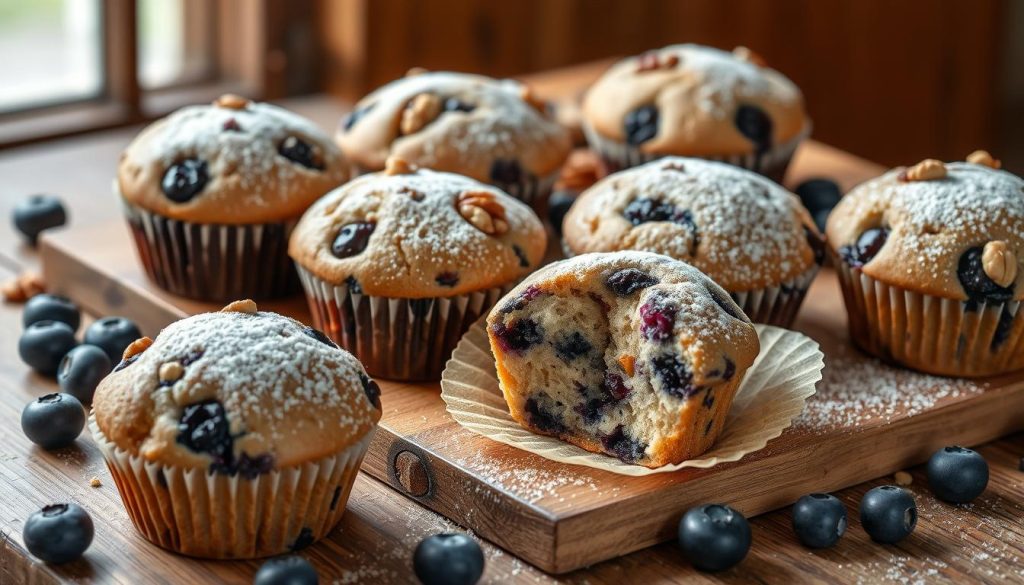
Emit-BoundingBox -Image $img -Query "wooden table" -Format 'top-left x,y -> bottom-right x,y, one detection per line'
2,64 -> 1024,584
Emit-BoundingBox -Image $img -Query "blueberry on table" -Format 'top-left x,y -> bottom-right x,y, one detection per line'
12,194 -> 67,245
23,503 -> 93,564
926,446 -> 989,504
84,316 -> 142,363
18,320 -> 78,375
23,293 -> 80,331
794,178 -> 842,214
547,190 -> 575,236
859,485 -> 917,544
21,393 -> 85,450
57,345 -> 112,403
678,504 -> 752,572
413,533 -> 485,585
792,493 -> 847,549
254,555 -> 319,585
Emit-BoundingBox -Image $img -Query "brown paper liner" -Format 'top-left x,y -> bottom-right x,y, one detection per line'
440,322 -> 823,476
296,265 -> 511,381
122,200 -> 299,302
90,417 -> 372,559
582,120 -> 811,182
832,252 -> 1024,377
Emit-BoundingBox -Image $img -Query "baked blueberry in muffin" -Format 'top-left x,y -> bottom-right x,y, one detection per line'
488,252 -> 759,467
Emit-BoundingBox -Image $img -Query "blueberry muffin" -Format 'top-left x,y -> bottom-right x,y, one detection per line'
487,252 -> 759,467
335,70 -> 572,208
289,157 -> 547,380
581,44 -> 809,181
118,94 -> 349,301
564,157 -> 823,327
90,300 -> 381,558
826,152 -> 1024,377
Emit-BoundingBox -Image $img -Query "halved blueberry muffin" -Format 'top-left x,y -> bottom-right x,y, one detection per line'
487,252 -> 759,467
826,152 -> 1024,377
90,300 -> 381,558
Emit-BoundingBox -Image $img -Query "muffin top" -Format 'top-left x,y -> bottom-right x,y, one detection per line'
827,155 -> 1024,301
92,301 -> 381,474
118,95 -> 349,224
564,157 -> 822,291
289,158 -> 547,298
335,71 -> 572,184
582,45 -> 807,157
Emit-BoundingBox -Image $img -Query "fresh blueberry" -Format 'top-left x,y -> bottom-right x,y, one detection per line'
57,345 -> 112,403
413,533 -> 485,585
958,247 -> 1015,303
839,228 -> 889,268
23,503 -> 93,564
279,136 -> 324,170
547,191 -> 575,236
926,446 -> 989,504
161,158 -> 209,203
678,504 -> 752,572
21,393 -> 85,450
12,194 -> 67,245
489,159 -> 522,185
792,493 -> 847,549
795,179 -> 842,215
605,268 -> 659,296
332,222 -> 375,258
859,485 -> 917,544
23,294 -> 80,331
734,104 -> 773,154
19,321 -> 78,375
624,105 -> 659,145
491,319 -> 543,354
254,555 -> 318,585
623,198 -> 687,226
84,316 -> 142,363
177,399 -> 232,464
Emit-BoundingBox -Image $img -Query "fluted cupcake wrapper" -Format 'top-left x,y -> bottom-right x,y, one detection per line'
122,200 -> 299,302
832,252 -> 1024,377
296,265 -> 511,381
90,417 -> 371,559
581,120 -> 810,183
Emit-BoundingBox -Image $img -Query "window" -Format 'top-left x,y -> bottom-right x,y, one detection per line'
137,0 -> 215,89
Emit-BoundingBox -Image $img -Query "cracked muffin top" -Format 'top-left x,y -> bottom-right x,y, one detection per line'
582,44 -> 808,157
91,300 -> 381,475
288,158 -> 547,298
118,94 -> 349,224
335,71 -> 572,185
563,157 -> 822,292
827,154 -> 1024,301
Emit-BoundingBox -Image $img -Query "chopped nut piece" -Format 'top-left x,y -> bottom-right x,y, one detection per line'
221,299 -> 258,314
406,66 -> 428,77
894,471 -> 912,486
385,156 -> 417,176
966,149 -> 1001,169
519,84 -> 548,114
733,46 -> 767,67
1,278 -> 26,303
457,190 -> 508,236
982,240 -> 1017,287
400,93 -> 442,135
89,477 -> 102,488
618,354 -> 636,377
122,337 -> 153,361
159,362 -> 185,384
18,272 -> 45,298
902,159 -> 947,182
636,51 -> 680,73
213,94 -> 251,110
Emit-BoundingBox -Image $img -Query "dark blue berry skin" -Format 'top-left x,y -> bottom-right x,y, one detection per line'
792,493 -> 847,549
927,446 -> 989,504
859,486 -> 917,544
839,228 -> 889,268
678,504 -> 752,572
413,533 -> 485,585
57,345 -> 112,403
84,316 -> 142,364
23,503 -> 93,564
279,136 -> 324,170
23,294 -> 80,332
795,179 -> 842,215
491,319 -> 543,354
332,222 -> 375,258
624,105 -> 659,145
606,268 -> 659,296
21,393 -> 85,450
161,159 -> 209,203
547,191 -> 576,236
13,194 -> 67,245
254,555 -> 319,585
19,320 -> 78,375
958,247 -> 1015,304
734,105 -> 773,154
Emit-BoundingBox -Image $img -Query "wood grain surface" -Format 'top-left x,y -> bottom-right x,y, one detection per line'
2,63 -> 1024,584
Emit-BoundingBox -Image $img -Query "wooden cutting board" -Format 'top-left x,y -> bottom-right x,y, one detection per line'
38,142 -> 1024,574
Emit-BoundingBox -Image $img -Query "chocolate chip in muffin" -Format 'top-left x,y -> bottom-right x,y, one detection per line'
734,104 -> 773,154
332,222 -> 375,258
162,159 -> 209,203
624,105 -> 659,145
278,136 -> 324,170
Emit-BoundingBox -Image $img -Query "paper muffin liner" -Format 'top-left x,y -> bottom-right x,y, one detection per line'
440,321 -> 822,476
296,265 -> 511,381
832,253 -> 1024,377
122,200 -> 299,302
582,120 -> 810,182
89,416 -> 372,559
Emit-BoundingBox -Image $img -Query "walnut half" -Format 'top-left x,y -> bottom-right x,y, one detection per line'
457,190 -> 508,236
